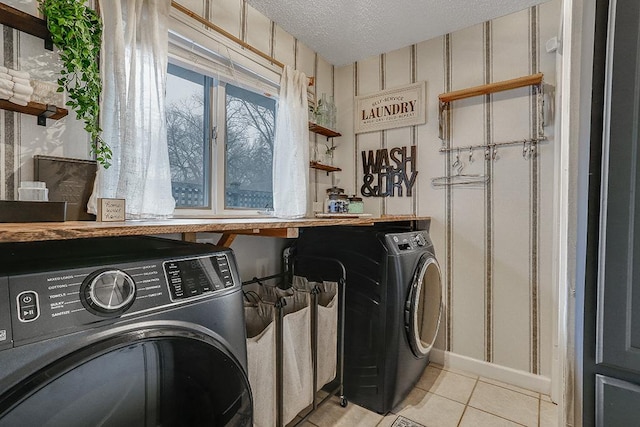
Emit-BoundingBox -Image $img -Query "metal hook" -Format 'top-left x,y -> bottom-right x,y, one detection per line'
523,140 -> 530,160
452,150 -> 463,174
469,147 -> 474,163
492,146 -> 498,161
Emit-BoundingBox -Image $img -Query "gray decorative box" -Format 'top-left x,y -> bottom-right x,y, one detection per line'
34,155 -> 97,220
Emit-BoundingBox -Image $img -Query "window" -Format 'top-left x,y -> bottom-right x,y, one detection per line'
166,64 -> 212,208
224,84 -> 275,210
166,64 -> 275,213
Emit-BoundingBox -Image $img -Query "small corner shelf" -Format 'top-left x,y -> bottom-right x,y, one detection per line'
309,123 -> 341,174
0,100 -> 68,125
309,122 -> 341,139
310,161 -> 341,174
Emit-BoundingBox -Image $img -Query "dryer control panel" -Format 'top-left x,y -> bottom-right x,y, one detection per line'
385,231 -> 434,255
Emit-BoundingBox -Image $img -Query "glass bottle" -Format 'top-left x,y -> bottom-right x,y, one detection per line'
317,93 -> 329,127
328,95 -> 337,130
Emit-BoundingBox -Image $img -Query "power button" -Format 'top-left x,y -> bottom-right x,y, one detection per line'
17,291 -> 39,322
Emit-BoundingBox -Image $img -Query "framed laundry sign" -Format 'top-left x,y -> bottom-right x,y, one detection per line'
355,81 -> 426,134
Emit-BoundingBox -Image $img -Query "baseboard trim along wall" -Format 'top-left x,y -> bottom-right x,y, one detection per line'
431,349 -> 552,396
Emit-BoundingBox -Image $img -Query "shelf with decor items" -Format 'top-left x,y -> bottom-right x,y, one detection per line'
0,4 -> 69,125
308,122 -> 341,139
309,161 -> 341,173
309,122 -> 341,174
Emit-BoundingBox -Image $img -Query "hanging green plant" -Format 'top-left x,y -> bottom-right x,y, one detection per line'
39,0 -> 111,168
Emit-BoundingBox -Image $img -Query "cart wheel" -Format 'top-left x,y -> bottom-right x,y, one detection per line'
340,397 -> 348,407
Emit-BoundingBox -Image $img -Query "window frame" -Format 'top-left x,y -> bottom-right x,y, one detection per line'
167,60 -> 277,217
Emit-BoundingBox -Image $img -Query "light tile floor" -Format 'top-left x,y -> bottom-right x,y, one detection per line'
291,363 -> 559,427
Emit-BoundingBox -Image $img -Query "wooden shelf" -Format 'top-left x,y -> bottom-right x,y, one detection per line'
0,99 -> 67,121
0,3 -> 53,49
310,161 -> 341,173
0,216 -> 431,244
0,5 -> 66,125
438,73 -> 543,103
308,122 -> 341,138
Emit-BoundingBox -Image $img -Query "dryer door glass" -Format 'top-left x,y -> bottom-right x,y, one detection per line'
0,329 -> 252,426
406,256 -> 443,358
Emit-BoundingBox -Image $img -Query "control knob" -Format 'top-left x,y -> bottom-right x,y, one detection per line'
80,269 -> 136,317
414,233 -> 427,247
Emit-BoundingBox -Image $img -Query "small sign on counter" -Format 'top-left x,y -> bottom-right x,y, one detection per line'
97,198 -> 125,222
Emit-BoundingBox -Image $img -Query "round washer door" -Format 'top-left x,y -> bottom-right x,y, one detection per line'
0,326 -> 252,427
405,254 -> 443,358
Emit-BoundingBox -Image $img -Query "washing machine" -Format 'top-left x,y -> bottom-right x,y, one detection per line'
0,236 -> 252,426
294,225 -> 443,414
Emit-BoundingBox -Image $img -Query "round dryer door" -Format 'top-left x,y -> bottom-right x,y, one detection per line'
406,254 -> 443,358
0,326 -> 252,426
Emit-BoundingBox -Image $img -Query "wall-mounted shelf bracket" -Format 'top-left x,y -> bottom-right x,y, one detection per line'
37,104 -> 58,126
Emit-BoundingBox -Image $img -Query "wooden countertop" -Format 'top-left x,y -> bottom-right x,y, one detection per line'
0,215 -> 430,244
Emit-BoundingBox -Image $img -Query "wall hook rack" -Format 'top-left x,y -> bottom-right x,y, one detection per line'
438,73 -> 547,142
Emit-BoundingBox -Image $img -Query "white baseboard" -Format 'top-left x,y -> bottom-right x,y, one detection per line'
430,349 -> 552,395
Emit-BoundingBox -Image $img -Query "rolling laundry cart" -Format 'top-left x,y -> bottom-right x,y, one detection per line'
242,252 -> 347,427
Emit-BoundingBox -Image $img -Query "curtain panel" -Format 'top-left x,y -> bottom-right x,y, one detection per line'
88,0 -> 175,218
272,65 -> 309,218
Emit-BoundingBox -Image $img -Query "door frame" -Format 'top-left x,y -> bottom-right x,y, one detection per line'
554,0 -> 599,426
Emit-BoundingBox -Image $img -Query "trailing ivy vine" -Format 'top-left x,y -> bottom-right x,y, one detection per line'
39,0 -> 111,168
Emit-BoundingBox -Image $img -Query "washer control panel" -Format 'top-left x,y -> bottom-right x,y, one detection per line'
164,254 -> 234,301
1,253 -> 238,347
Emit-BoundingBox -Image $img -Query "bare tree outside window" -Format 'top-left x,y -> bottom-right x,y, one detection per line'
166,65 -> 209,208
165,64 -> 275,211
225,84 -> 275,209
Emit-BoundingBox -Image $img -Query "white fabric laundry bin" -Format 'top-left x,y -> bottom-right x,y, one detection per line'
244,302 -> 276,427
293,277 -> 338,391
279,290 -> 313,425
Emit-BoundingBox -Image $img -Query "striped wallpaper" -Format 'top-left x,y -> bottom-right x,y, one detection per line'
335,0 -> 560,378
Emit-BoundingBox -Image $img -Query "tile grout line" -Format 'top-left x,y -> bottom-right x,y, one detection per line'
465,376 -> 479,406
467,381 -> 539,426
476,377 -> 540,399
460,376 -> 535,427
464,402 -> 531,427
456,377 -> 480,427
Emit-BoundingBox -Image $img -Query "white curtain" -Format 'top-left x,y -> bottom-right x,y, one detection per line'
272,66 -> 309,218
88,0 -> 175,218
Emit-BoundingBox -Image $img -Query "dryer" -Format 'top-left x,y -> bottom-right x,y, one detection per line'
0,236 -> 251,426
295,226 -> 443,414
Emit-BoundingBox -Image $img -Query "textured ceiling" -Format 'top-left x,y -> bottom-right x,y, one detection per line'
247,0 -> 551,66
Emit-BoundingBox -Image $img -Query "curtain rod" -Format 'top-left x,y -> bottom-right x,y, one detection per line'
170,1 -> 314,86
